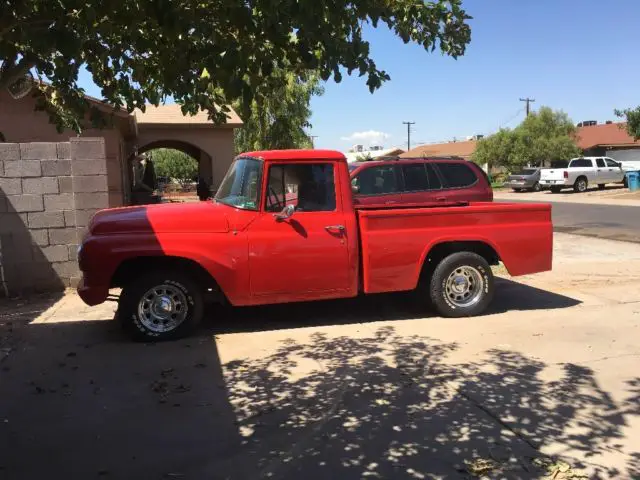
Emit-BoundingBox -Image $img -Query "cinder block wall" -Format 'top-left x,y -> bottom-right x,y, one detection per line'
0,138 -> 109,295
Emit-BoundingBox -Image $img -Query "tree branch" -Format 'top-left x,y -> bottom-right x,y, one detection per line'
0,56 -> 36,89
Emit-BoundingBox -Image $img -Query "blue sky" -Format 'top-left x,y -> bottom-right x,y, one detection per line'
77,0 -> 640,151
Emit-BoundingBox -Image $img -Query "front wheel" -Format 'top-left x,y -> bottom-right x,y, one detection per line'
118,271 -> 204,341
428,252 -> 495,318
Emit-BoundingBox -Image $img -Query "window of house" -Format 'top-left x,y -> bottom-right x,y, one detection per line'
265,163 -> 335,212
352,165 -> 399,195
436,163 -> 478,188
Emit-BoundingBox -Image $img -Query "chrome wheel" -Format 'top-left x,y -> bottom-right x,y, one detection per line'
137,284 -> 188,333
576,179 -> 587,192
445,266 -> 484,308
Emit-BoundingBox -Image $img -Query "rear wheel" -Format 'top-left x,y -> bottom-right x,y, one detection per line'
532,182 -> 542,192
574,177 -> 588,193
118,270 -> 204,341
428,252 -> 495,318
598,184 -> 606,190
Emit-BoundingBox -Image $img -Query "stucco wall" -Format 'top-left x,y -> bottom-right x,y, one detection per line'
0,138 -> 109,295
136,127 -> 235,189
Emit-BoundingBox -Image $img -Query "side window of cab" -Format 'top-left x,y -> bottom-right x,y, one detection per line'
265,163 -> 336,212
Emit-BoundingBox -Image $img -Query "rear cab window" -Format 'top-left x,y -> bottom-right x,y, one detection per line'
436,163 -> 478,188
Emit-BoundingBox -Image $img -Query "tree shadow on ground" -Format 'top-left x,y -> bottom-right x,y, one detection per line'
4,284 -> 632,480
214,328 -> 639,479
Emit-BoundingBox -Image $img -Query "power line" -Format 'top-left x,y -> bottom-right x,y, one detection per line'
402,121 -> 415,151
519,97 -> 535,116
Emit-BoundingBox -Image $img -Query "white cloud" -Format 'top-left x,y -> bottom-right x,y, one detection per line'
340,130 -> 391,146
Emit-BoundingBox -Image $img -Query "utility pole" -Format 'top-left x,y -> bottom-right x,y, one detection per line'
402,121 -> 415,151
519,97 -> 535,116
309,135 -> 318,149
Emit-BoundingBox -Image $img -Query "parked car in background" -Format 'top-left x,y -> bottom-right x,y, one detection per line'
506,168 -> 543,192
539,157 -> 629,193
348,157 -> 493,207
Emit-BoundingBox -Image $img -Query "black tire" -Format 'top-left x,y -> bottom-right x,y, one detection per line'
598,184 -> 606,190
573,177 -> 588,193
118,270 -> 204,342
550,186 -> 562,194
428,252 -> 495,318
532,182 -> 542,192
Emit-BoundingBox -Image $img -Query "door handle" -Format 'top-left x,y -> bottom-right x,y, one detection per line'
325,225 -> 345,233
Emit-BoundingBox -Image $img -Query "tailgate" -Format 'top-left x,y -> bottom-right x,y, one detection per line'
540,169 -> 565,181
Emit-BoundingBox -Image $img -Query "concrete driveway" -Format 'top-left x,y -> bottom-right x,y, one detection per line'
1,233 -> 640,479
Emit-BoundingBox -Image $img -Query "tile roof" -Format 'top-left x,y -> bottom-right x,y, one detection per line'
400,140 -> 477,159
134,103 -> 242,126
576,122 -> 639,149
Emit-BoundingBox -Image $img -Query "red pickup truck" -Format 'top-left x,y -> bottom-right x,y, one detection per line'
77,150 -> 553,341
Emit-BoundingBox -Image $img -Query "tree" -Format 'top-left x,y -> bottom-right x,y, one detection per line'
472,129 -> 514,171
234,70 -> 323,152
151,149 -> 198,186
615,107 -> 640,139
471,107 -> 582,170
1,1 -> 471,132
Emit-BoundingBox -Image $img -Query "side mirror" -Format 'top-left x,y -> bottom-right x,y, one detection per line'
274,204 -> 295,221
351,184 -> 360,194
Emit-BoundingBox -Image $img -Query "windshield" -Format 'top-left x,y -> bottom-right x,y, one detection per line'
214,157 -> 262,210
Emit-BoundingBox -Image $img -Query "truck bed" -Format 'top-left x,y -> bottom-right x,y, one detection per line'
357,202 -> 553,294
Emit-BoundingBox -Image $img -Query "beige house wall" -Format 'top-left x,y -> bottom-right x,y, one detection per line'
136,127 -> 235,190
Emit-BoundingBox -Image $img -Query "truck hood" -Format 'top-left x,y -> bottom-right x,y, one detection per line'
89,201 -> 231,235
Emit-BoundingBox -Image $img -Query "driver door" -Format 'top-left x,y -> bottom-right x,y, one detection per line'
247,162 -> 351,302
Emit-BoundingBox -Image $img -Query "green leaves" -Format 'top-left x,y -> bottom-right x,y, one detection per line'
1,0 -> 471,131
615,107 -> 640,140
472,107 -> 582,170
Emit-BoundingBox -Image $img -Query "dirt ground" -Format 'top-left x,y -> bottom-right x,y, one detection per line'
1,233 -> 640,479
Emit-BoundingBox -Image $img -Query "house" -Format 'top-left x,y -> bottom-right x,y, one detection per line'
398,139 -> 477,160
576,122 -> 640,165
400,122 -> 640,167
344,145 -> 406,163
0,89 -> 242,208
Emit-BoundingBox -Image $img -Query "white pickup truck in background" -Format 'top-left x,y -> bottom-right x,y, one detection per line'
539,157 -> 630,193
